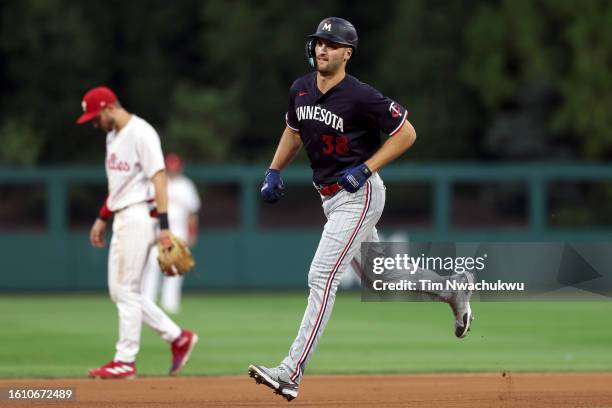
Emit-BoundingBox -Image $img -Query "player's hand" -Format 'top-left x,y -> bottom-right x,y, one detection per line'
338,163 -> 372,193
260,168 -> 285,203
159,229 -> 173,250
90,218 -> 107,248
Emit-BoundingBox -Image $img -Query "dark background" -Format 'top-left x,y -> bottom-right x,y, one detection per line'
1,0 -> 612,230
2,0 -> 611,166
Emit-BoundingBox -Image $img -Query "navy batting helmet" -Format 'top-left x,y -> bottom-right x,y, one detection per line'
305,17 -> 358,69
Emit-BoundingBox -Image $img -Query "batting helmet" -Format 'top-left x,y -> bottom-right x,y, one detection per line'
305,17 -> 358,69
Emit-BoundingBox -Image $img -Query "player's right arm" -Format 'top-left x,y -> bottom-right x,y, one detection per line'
270,78 -> 303,171
261,81 -> 302,203
90,218 -> 107,248
90,197 -> 112,248
261,126 -> 301,204
269,126 -> 302,171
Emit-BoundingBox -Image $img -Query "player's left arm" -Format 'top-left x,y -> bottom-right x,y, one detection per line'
137,125 -> 171,246
365,120 -> 416,172
151,169 -> 172,245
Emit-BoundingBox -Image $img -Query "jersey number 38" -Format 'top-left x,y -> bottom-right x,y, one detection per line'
322,134 -> 349,156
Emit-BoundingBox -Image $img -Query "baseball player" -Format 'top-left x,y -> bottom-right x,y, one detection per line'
248,18 -> 474,401
143,153 -> 201,314
77,86 -> 198,379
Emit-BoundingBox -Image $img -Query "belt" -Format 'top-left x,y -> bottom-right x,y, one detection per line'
116,200 -> 158,218
147,199 -> 159,218
316,182 -> 342,197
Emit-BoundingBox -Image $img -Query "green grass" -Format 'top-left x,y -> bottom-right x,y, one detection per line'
0,293 -> 611,378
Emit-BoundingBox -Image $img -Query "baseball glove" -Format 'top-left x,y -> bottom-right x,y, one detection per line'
157,235 -> 195,277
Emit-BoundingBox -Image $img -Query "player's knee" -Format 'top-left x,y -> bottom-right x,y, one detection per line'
108,282 -> 120,302
109,284 -> 138,303
140,295 -> 157,310
307,272 -> 327,290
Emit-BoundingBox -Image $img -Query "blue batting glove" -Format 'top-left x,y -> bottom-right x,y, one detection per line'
261,168 -> 285,203
338,163 -> 372,193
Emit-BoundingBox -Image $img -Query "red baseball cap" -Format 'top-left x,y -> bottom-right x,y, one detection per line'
165,153 -> 184,173
76,86 -> 118,124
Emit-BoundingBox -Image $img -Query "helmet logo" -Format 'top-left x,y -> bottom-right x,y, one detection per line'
323,22 -> 332,31
81,100 -> 87,112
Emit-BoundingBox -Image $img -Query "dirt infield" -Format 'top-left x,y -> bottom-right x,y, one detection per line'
2,373 -> 611,407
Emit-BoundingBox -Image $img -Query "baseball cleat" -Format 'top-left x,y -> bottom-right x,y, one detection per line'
248,364 -> 299,402
449,271 -> 475,338
169,329 -> 198,376
88,360 -> 136,380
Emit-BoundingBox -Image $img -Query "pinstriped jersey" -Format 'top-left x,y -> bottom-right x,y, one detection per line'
286,72 -> 408,185
105,115 -> 165,211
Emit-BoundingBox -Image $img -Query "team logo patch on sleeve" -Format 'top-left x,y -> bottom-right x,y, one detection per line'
389,102 -> 402,118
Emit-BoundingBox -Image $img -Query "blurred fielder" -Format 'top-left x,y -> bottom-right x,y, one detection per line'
248,17 -> 474,401
77,86 -> 198,379
143,153 -> 201,314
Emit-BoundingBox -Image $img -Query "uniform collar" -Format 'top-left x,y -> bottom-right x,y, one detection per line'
313,73 -> 350,100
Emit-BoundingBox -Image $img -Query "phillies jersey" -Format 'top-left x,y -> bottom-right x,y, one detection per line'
105,115 -> 165,211
285,72 -> 408,185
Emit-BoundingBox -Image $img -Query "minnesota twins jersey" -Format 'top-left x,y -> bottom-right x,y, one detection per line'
105,115 -> 165,211
286,73 -> 408,185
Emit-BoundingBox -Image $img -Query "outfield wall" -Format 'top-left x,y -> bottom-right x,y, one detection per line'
1,164 -> 612,291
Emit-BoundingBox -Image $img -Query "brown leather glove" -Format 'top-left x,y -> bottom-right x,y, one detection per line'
157,235 -> 195,277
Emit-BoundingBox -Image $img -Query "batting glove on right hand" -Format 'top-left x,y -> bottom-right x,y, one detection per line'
261,168 -> 285,203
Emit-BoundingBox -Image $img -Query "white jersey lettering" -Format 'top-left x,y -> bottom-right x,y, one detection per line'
295,105 -> 345,132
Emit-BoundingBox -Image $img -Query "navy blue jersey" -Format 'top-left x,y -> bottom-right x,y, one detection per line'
286,72 -> 408,185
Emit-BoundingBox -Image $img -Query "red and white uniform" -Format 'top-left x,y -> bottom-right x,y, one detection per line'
105,115 -> 182,363
105,115 -> 163,211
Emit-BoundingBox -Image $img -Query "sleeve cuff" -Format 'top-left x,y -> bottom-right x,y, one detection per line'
285,113 -> 299,132
389,113 -> 408,136
99,200 -> 113,221
147,165 -> 165,179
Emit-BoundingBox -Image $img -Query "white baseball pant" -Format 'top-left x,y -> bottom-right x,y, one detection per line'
108,202 -> 182,362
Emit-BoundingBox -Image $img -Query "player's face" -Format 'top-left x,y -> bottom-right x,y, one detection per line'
315,38 -> 351,74
91,108 -> 115,132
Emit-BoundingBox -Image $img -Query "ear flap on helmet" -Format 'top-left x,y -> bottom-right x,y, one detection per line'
305,39 -> 316,69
